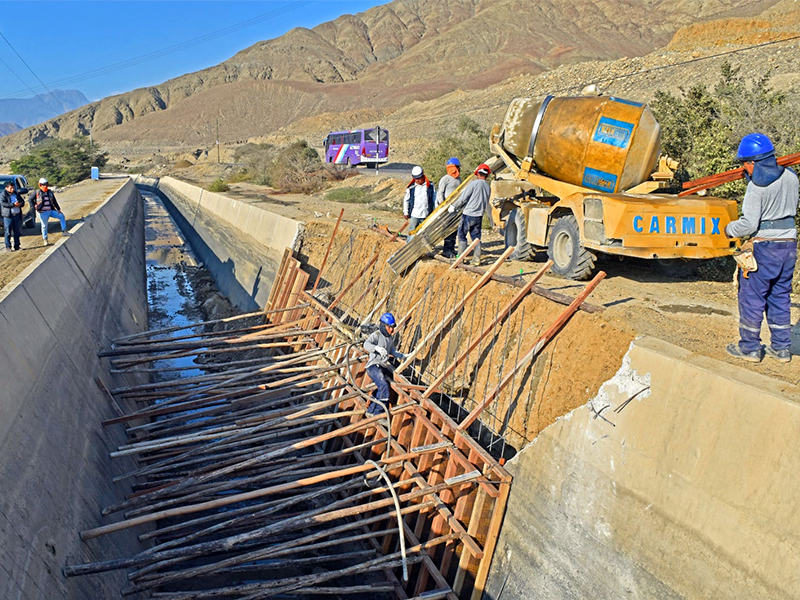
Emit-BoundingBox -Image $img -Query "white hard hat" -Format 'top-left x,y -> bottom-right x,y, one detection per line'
411,166 -> 424,179
39,177 -> 48,185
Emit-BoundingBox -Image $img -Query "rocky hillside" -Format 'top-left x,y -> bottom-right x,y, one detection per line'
263,0 -> 800,164
0,0 -> 778,157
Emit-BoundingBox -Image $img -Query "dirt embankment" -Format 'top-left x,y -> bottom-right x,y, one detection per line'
297,220 -> 634,449
296,216 -> 800,448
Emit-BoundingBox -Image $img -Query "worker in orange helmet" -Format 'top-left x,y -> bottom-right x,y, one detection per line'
448,163 -> 491,266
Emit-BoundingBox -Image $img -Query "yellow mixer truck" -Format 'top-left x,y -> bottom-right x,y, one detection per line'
489,95 -> 739,279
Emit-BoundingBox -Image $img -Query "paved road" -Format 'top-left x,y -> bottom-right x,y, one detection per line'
357,162 -> 416,179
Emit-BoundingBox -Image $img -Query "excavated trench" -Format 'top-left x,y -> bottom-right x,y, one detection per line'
50,178 -> 800,600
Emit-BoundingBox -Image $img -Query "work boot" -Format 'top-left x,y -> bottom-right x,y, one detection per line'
43,239 -> 49,246
471,242 -> 481,267
765,346 -> 791,363
456,240 -> 467,259
725,343 -> 762,363
62,230 -> 71,237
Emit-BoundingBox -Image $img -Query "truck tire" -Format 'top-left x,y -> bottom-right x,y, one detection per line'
548,214 -> 596,280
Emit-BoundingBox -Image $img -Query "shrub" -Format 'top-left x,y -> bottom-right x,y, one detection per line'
207,178 -> 229,192
420,117 -> 490,183
651,62 -> 800,200
233,140 -> 345,193
227,169 -> 252,183
10,137 -> 108,186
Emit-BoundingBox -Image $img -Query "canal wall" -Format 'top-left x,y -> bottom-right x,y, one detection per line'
483,336 -> 800,600
149,176 -> 302,312
0,177 -> 147,599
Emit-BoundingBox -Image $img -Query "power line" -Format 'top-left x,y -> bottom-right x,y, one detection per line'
0,0 -> 311,100
0,30 -> 51,94
0,54 -> 39,97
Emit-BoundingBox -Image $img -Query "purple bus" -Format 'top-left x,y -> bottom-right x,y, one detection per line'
323,127 -> 389,167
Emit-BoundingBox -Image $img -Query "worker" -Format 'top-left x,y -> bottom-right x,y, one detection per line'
436,157 -> 461,258
30,178 -> 70,246
363,313 -> 407,415
725,133 -> 798,363
449,163 -> 492,266
403,166 -> 435,238
1,180 -> 25,252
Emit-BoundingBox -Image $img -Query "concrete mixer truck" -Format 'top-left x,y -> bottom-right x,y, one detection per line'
488,95 -> 739,279
388,95 -> 739,279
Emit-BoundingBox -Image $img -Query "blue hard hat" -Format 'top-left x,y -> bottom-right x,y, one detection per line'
379,312 -> 396,327
446,157 -> 461,167
736,133 -> 775,161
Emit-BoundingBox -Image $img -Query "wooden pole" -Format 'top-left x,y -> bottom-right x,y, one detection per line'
396,246 -> 515,372
421,260 -> 552,400
458,270 -> 606,431
311,208 -> 344,295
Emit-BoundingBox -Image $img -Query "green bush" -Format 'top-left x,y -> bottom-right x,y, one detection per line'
233,140 -> 345,193
420,117 -> 490,183
651,62 -> 800,200
10,137 -> 107,186
207,178 -> 229,192
227,169 -> 252,183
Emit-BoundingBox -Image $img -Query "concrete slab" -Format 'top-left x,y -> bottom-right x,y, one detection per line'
0,178 -> 147,599
485,336 -> 800,600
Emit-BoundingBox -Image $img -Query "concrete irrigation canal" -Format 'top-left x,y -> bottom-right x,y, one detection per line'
1,175 -> 799,599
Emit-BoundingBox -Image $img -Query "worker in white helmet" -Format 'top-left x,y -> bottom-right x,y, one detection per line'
402,165 -> 435,238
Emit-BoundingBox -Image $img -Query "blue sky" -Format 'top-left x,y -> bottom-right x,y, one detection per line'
0,1 -> 387,102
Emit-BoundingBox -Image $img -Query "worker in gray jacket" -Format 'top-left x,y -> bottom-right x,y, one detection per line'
363,312 -> 407,415
448,163 -> 491,265
725,133 -> 798,363
437,157 -> 461,258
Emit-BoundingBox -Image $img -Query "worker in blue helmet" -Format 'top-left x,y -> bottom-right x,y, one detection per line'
437,157 -> 462,258
363,312 -> 408,415
725,133 -> 799,363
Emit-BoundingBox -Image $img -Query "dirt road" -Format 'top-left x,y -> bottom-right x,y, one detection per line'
0,177 -> 128,290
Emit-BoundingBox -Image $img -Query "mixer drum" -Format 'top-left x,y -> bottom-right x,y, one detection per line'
500,95 -> 661,193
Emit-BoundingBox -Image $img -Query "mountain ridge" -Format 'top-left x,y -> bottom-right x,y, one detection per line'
0,0 -> 783,157
0,89 -> 89,130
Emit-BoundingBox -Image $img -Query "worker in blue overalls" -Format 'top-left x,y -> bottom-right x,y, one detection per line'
725,133 -> 799,363
363,312 -> 407,415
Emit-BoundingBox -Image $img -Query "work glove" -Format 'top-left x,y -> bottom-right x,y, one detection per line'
404,214 -> 409,220
447,205 -> 455,213
375,346 -> 388,358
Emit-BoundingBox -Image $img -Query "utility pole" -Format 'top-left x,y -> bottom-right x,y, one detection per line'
216,118 -> 220,164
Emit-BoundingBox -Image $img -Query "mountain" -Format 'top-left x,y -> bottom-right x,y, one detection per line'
0,123 -> 22,137
0,90 -> 89,129
0,0 -> 782,156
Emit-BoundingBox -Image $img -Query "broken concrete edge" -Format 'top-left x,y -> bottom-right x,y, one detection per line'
0,176 -> 148,598
486,335 -> 800,599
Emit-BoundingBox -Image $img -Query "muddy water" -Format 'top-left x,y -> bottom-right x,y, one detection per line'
143,190 -> 207,382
